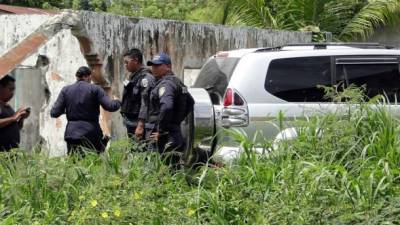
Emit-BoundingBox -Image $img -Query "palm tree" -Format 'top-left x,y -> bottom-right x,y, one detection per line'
225,0 -> 400,41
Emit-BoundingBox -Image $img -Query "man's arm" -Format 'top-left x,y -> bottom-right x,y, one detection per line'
138,76 -> 155,121
0,116 -> 17,128
136,76 -> 155,139
157,81 -> 176,134
50,88 -> 66,118
97,86 -> 121,112
0,108 -> 27,128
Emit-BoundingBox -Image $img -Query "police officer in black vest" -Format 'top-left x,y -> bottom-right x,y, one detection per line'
0,75 -> 30,152
146,53 -> 185,168
121,48 -> 155,141
50,66 -> 121,155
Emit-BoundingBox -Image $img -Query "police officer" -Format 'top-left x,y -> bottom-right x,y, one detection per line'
50,66 -> 121,155
121,48 -> 155,141
146,53 -> 184,168
0,75 -> 30,151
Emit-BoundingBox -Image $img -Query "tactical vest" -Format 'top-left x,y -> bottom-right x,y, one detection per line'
148,76 -> 194,124
120,73 -> 146,119
164,76 -> 194,124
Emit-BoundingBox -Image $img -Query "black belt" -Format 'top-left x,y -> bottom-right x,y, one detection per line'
68,119 -> 98,123
148,115 -> 158,123
121,112 -> 139,119
145,123 -> 156,129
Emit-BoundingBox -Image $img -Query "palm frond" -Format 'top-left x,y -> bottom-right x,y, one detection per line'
319,0 -> 357,36
340,0 -> 400,41
226,0 -> 278,28
273,0 -> 335,30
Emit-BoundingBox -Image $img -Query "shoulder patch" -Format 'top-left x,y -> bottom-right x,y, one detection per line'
141,78 -> 148,88
159,86 -> 166,97
123,79 -> 129,86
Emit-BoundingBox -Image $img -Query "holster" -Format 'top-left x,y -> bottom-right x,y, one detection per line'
144,123 -> 157,139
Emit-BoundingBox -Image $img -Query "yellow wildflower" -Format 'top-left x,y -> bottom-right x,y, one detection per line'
112,178 -> 121,186
187,208 -> 196,217
114,209 -> 121,217
90,199 -> 98,207
101,212 -> 109,219
133,192 -> 141,200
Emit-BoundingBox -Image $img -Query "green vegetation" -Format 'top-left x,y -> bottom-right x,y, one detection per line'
2,0 -> 400,41
1,88 -> 400,224
225,0 -> 400,41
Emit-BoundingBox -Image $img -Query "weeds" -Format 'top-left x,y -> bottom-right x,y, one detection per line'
1,87 -> 400,224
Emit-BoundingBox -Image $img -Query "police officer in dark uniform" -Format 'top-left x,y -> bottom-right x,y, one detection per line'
121,48 -> 155,141
146,53 -> 185,167
50,66 -> 121,155
0,75 -> 30,151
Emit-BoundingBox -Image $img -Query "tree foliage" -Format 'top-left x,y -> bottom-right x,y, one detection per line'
225,0 -> 400,41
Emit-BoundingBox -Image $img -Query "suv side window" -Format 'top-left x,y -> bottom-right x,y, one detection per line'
265,56 -> 332,102
336,56 -> 400,102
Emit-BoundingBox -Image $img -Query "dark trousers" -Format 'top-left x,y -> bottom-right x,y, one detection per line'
124,117 -> 139,140
0,142 -> 18,152
127,125 -> 153,154
157,131 -> 184,168
126,125 -> 137,140
66,138 -> 107,156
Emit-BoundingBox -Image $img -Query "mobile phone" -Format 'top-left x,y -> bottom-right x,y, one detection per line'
25,107 -> 31,113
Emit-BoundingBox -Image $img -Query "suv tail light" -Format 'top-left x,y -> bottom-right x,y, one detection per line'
221,88 -> 249,127
223,88 -> 244,106
223,88 -> 233,106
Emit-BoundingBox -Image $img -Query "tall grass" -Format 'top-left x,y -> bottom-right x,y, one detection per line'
1,87 -> 400,224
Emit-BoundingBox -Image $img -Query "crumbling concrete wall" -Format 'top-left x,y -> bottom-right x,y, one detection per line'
0,11 -> 312,156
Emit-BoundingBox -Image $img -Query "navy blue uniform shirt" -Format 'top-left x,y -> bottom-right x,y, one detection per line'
50,80 -> 120,141
149,71 -> 181,133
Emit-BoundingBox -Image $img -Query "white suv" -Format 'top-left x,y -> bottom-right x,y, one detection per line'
185,43 -> 400,162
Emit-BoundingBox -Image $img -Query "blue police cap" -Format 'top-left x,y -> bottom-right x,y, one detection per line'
146,53 -> 171,66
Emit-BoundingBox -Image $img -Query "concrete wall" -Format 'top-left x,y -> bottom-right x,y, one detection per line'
0,11 -> 312,156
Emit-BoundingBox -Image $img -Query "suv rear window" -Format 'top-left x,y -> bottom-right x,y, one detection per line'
265,56 -> 332,102
194,57 -> 240,104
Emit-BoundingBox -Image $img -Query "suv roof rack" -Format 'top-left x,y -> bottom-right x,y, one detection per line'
255,42 -> 394,52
